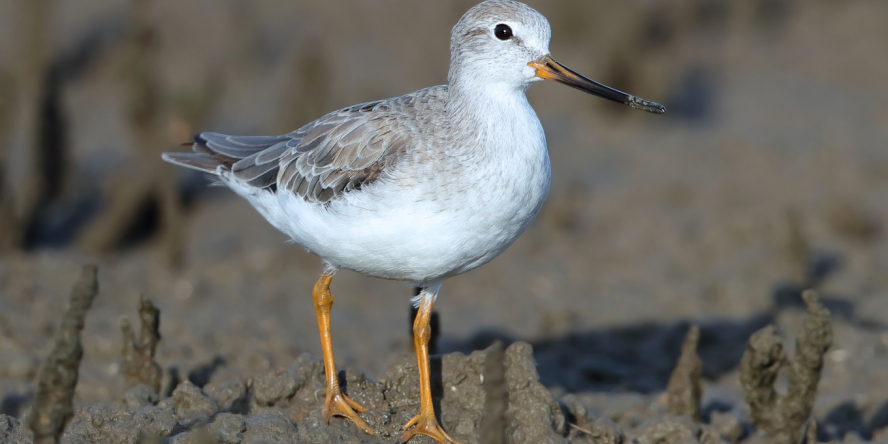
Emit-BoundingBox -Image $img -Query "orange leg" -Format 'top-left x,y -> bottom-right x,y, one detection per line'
400,293 -> 463,444
312,274 -> 374,435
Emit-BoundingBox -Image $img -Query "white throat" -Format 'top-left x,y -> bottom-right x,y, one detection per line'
447,79 -> 544,160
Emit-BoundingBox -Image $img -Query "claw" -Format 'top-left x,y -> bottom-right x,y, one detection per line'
323,391 -> 375,435
343,394 -> 367,413
400,413 -> 462,444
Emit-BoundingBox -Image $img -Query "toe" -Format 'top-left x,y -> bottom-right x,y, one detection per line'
325,393 -> 375,436
342,394 -> 367,413
400,415 -> 462,444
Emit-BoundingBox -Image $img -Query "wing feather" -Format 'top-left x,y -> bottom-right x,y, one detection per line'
201,133 -> 289,158
271,94 -> 430,203
167,87 -> 445,204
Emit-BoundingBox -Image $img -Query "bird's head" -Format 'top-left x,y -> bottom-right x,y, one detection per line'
450,0 -> 665,113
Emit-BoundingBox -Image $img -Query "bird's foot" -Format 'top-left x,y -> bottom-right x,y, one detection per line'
400,413 -> 462,444
322,390 -> 375,435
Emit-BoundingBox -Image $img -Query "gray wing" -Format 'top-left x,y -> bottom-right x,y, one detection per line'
270,96 -> 416,203
174,90 -> 436,204
161,133 -> 289,177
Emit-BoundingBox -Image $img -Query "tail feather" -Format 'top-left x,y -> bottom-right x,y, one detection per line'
161,152 -> 226,174
163,132 -> 289,186
190,134 -> 214,154
198,132 -> 289,158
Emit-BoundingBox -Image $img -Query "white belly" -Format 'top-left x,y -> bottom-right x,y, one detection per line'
233,146 -> 550,285
229,84 -> 552,285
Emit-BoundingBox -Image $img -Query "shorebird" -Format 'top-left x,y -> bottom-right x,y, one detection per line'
163,0 -> 664,442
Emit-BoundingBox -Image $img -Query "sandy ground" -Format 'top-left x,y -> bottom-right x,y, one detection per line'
1,0 -> 888,442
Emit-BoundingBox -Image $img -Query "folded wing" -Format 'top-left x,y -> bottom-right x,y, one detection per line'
162,94 -> 420,204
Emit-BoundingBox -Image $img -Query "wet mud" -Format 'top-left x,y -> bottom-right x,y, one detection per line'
1,278 -> 880,444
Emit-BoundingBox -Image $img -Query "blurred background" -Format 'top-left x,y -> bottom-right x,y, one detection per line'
1,0 -> 887,439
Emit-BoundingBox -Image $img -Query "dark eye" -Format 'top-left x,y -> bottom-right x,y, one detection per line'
494,24 -> 513,41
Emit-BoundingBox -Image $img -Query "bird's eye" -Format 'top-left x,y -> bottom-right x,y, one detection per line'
494,24 -> 513,41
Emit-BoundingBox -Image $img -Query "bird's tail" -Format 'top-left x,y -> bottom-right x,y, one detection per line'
162,133 -> 289,189
161,134 -> 238,174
